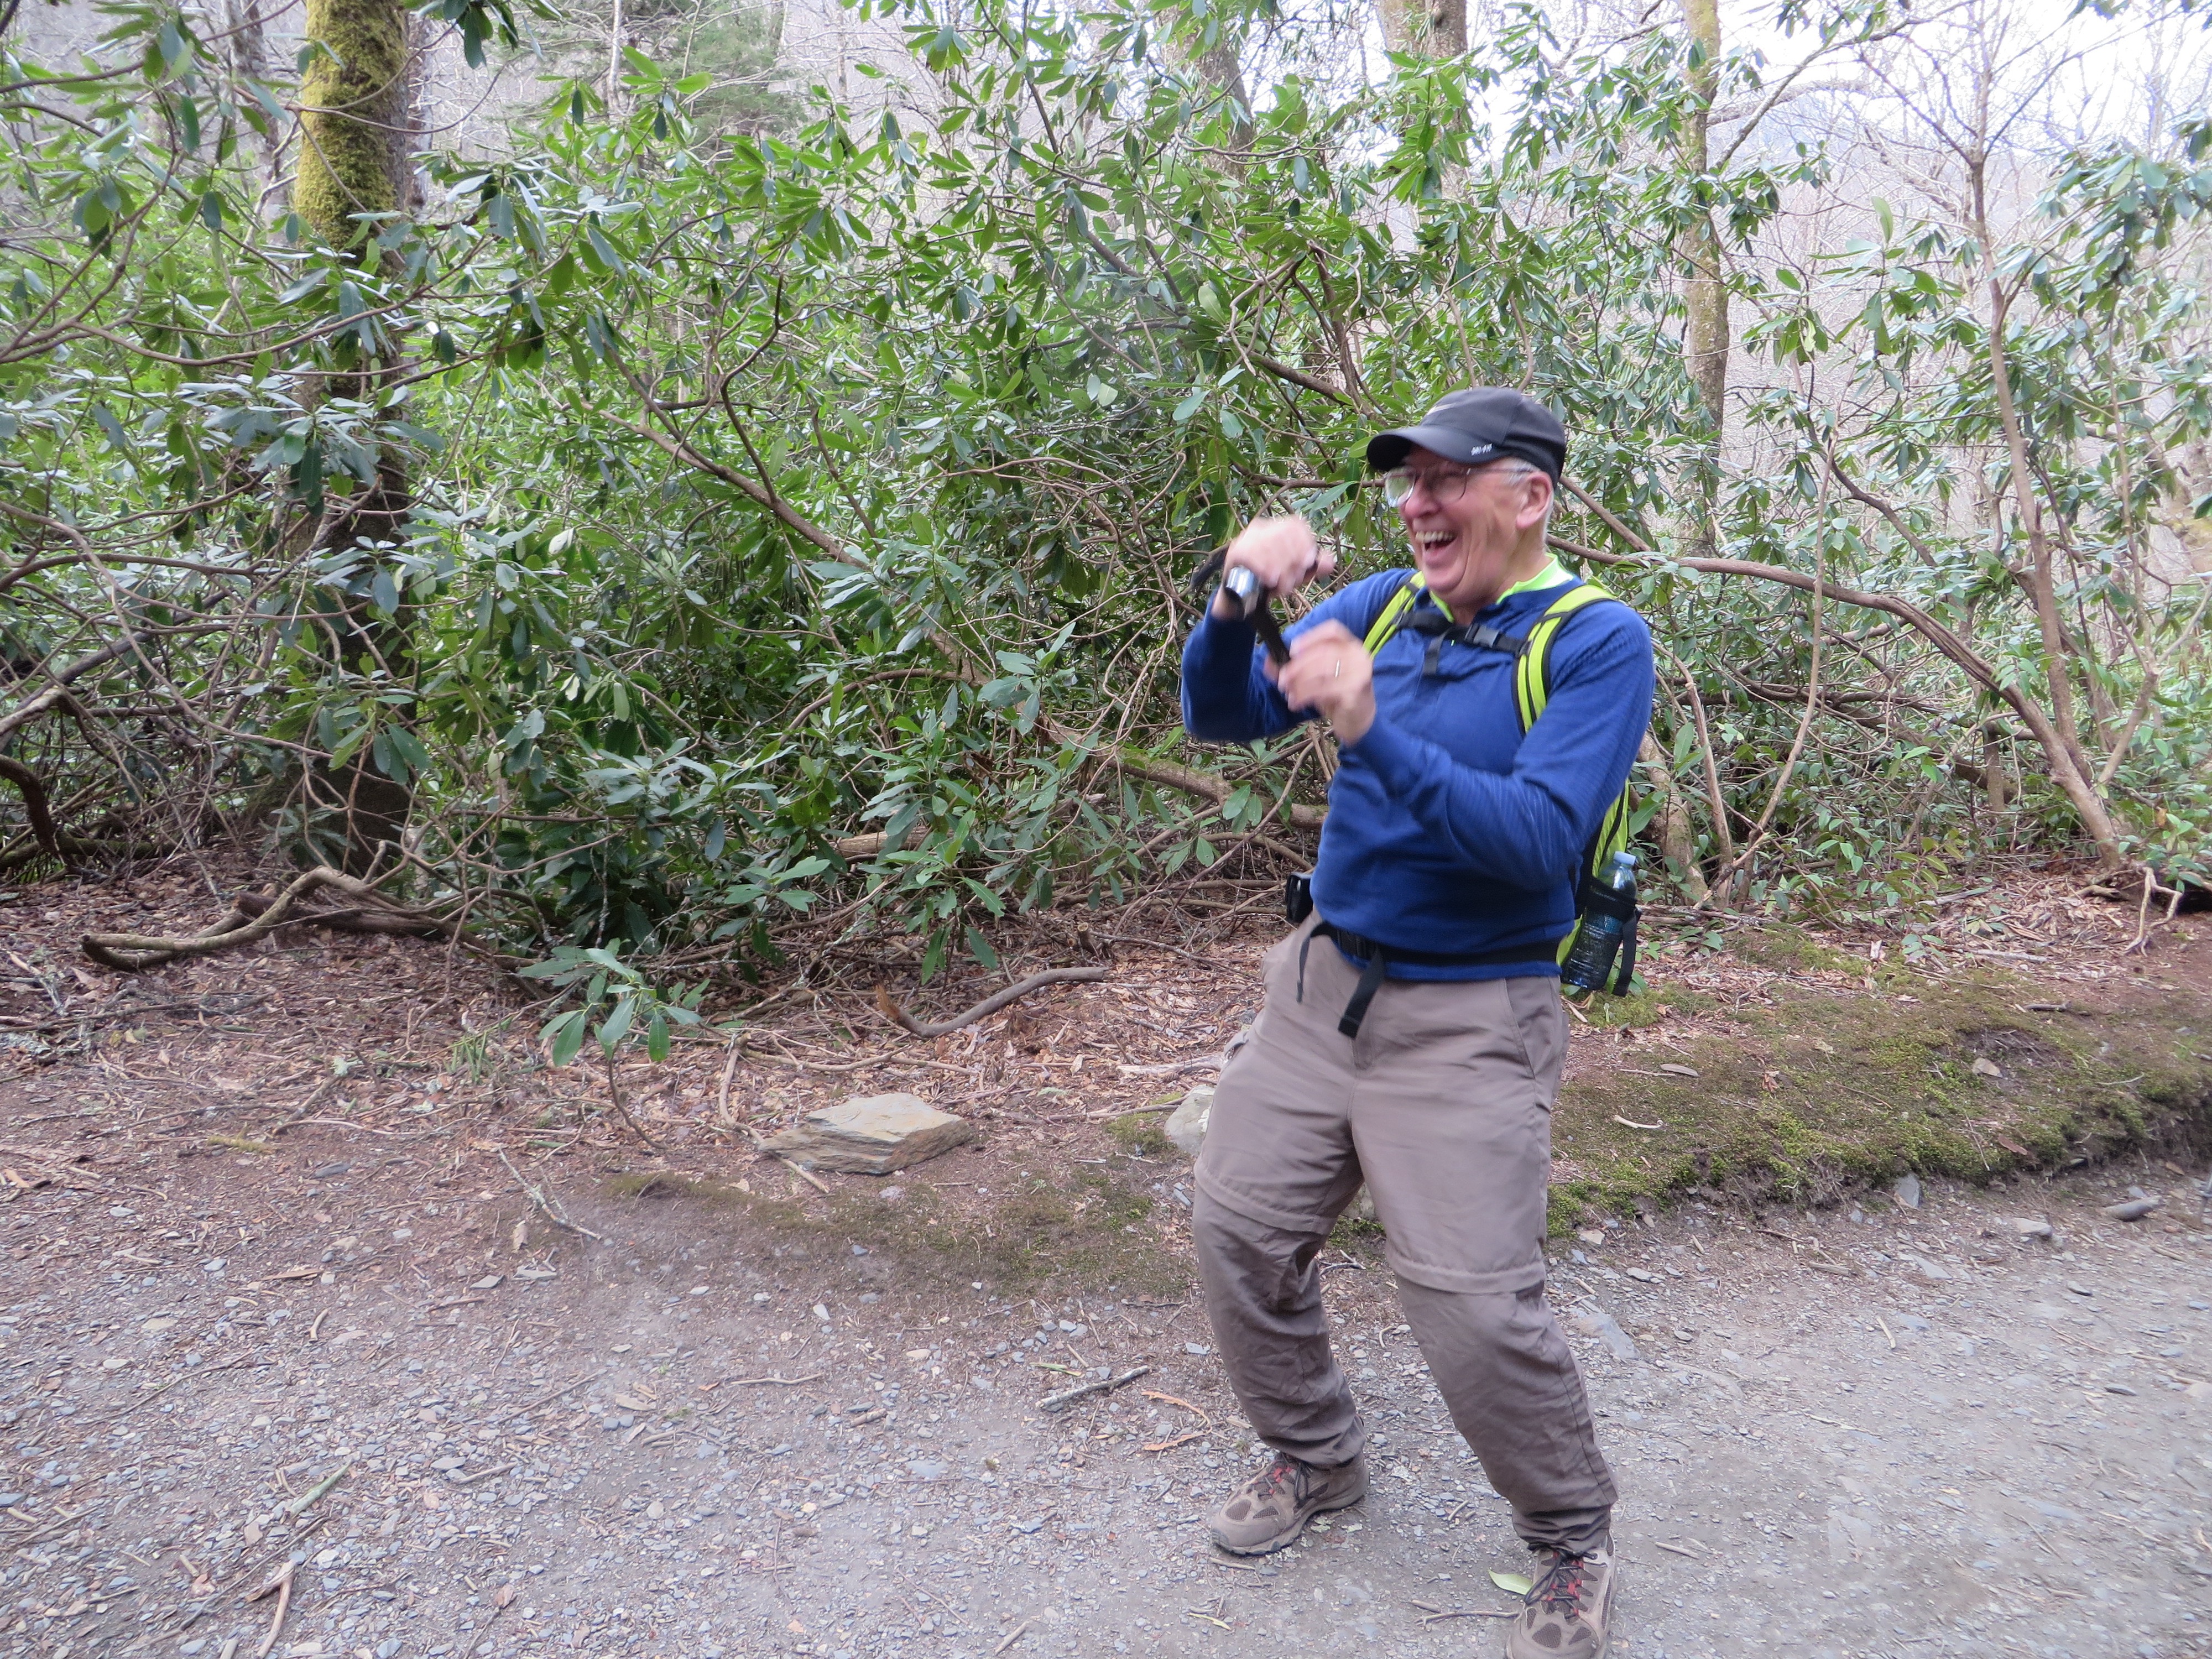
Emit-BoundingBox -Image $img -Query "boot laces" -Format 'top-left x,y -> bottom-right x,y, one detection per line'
1253,1455 -> 1302,1499
1533,1550 -> 1590,1615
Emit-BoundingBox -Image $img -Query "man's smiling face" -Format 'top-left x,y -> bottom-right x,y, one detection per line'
1395,446 -> 1552,620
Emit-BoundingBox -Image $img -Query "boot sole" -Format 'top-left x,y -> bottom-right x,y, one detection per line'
1206,1483 -> 1367,1557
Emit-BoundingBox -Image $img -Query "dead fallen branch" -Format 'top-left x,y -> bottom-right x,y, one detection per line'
80,865 -> 453,971
231,889 -> 450,937
830,822 -> 928,859
1038,1364 -> 1150,1413
875,965 -> 1110,1039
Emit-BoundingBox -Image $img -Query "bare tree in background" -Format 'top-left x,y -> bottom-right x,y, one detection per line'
1677,0 -> 1726,563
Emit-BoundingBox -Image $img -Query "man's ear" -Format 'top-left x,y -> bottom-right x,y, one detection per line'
1517,469 -> 1555,531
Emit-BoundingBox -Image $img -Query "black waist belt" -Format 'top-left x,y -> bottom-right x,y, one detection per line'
1301,920 -> 1561,1040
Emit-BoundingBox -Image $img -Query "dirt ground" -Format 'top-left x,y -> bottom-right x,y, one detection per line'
1,865 -> 2208,1659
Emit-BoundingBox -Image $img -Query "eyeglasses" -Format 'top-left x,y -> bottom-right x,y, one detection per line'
1382,463 -> 1485,507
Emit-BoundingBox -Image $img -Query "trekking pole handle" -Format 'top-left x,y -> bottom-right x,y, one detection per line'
1219,566 -> 1291,665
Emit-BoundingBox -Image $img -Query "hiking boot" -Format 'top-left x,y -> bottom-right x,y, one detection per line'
1505,1542 -> 1616,1658
1204,1451 -> 1366,1554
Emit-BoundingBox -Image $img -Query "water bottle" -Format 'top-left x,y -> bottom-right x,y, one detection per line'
1561,852 -> 1638,994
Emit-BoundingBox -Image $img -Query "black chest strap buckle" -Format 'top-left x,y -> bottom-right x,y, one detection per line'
1401,608 -> 1531,677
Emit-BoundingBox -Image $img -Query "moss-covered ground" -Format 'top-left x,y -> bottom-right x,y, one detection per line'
1547,944 -> 2211,1234
604,1160 -> 1183,1298
597,920 -> 2208,1286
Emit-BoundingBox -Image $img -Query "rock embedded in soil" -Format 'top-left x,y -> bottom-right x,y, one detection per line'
1165,1086 -> 1213,1156
759,1093 -> 974,1173
1571,1307 -> 1641,1361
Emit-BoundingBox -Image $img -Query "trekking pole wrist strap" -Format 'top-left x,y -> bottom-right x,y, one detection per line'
1611,911 -> 1638,997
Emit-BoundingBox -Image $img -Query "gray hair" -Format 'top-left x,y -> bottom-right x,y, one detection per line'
1492,457 -> 1556,534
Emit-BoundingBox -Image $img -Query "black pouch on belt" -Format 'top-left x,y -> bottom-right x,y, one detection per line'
1284,872 -> 1314,927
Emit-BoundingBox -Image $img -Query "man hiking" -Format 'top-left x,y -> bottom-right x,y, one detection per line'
1178,388 -> 1655,1659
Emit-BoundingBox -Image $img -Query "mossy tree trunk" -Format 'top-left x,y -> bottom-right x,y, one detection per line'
294,0 -> 417,873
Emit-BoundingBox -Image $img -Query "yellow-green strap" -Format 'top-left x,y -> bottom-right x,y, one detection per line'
1513,581 -> 1616,729
1363,573 -> 1620,738
1361,571 -> 1428,655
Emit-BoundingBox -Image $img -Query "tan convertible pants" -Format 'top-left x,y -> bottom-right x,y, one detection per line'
1193,916 -> 1616,1554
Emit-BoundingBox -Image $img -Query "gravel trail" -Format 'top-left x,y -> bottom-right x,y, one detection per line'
4,1147 -> 2209,1659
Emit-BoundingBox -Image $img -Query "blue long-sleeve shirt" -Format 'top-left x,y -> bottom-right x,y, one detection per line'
1181,569 -> 1655,978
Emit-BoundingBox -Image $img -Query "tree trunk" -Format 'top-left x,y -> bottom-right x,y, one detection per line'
1191,36 -> 1254,153
294,0 -> 418,873
1981,727 -> 2013,811
1639,732 -> 1708,902
296,0 -> 411,252
608,0 -> 625,112
221,0 -> 283,202
1160,10 -> 1254,158
1378,0 -> 1465,55
1677,0 -> 1727,562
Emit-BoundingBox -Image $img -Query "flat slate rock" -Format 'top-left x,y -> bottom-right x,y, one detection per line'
760,1093 -> 973,1174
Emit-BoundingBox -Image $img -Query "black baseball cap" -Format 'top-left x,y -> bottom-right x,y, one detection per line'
1365,387 -> 1567,483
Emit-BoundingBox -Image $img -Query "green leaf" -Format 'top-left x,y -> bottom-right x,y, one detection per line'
598,992 -> 637,1052
388,728 -> 432,777
965,925 -> 999,974
1490,1571 -> 1532,1597
91,405 -> 131,453
545,1010 -> 587,1068
585,222 -> 626,274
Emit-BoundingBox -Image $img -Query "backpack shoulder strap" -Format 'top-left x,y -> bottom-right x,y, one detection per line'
1512,581 -> 1621,731
1360,570 -> 1427,656
1521,580 -> 1638,975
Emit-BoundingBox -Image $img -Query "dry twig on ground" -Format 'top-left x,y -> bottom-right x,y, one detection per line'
497,1149 -> 607,1243
875,966 -> 1109,1039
